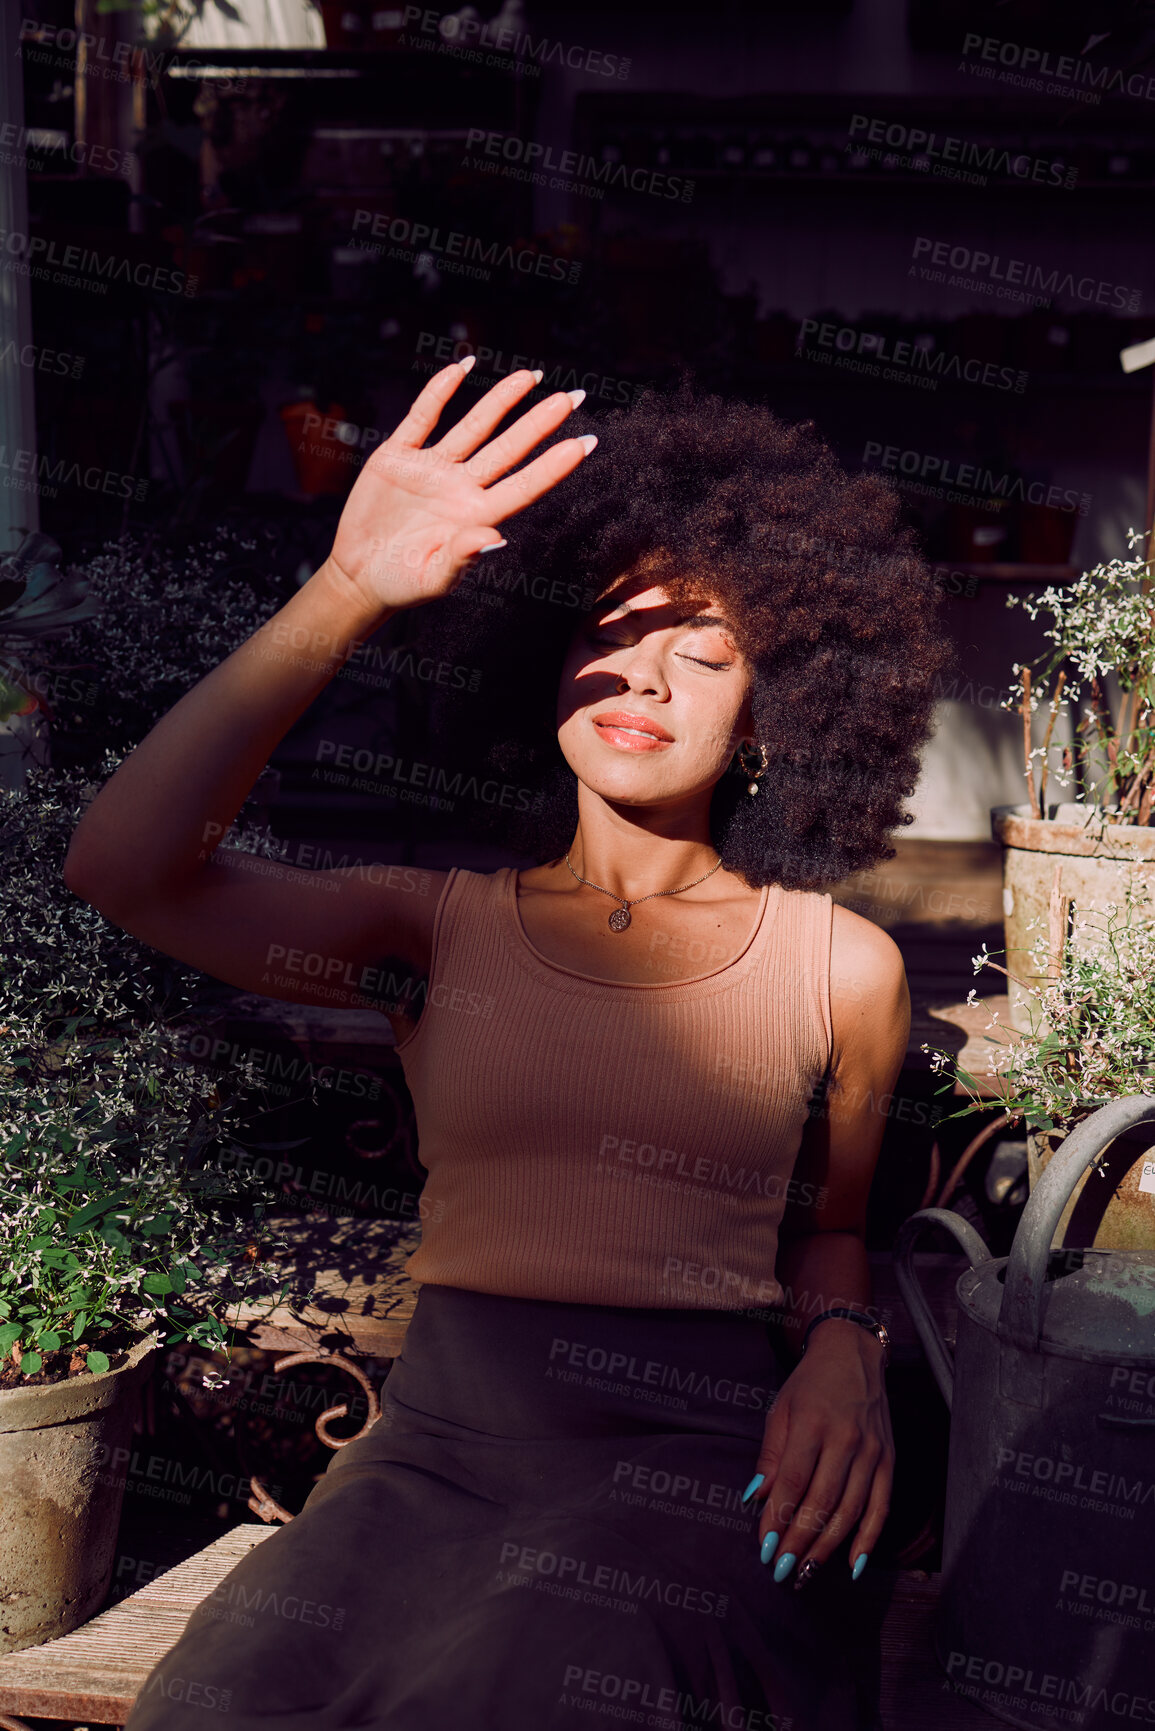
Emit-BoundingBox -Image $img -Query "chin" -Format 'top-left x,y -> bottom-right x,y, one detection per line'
563,754 -> 706,808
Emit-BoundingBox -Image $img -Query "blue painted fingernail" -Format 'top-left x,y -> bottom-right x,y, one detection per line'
741,1474 -> 764,1506
759,1531 -> 780,1566
851,1552 -> 868,1581
773,1551 -> 796,1583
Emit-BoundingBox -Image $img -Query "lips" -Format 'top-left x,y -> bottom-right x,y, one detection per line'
591,709 -> 674,746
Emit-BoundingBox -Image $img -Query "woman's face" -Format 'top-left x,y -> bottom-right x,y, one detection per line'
556,579 -> 755,810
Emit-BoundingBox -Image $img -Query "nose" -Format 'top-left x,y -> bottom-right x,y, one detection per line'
614,642 -> 669,701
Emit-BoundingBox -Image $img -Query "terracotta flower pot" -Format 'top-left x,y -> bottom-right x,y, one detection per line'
991,802 -> 1155,1032
0,1337 -> 157,1654
993,802 -> 1155,1252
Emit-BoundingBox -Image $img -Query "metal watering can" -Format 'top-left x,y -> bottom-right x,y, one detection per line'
894,1096 -> 1155,1731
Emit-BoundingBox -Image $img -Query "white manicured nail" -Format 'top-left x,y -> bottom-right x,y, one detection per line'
458,354 -> 476,373
578,433 -> 598,453
567,388 -> 586,408
479,540 -> 507,553
530,368 -> 544,383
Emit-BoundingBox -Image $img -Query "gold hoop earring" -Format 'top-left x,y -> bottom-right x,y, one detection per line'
736,740 -> 769,796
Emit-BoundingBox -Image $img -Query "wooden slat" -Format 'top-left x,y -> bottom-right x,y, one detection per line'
873,1572 -> 1005,1728
234,1214 -> 421,1359
0,1525 -> 277,1723
829,840 -> 1004,931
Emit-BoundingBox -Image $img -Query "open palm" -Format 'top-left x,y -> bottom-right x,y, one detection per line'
327,362 -> 594,613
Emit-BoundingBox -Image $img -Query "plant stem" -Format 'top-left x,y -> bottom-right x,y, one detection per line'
1021,668 -> 1037,815
1037,669 -> 1067,819
973,956 -> 1043,993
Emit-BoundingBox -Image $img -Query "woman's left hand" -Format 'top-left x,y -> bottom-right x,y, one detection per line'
744,1321 -> 893,1586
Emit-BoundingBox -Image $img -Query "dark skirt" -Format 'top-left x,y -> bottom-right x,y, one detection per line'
126,1286 -> 882,1731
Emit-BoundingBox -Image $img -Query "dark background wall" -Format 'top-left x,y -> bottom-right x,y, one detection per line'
7,0 -> 1155,856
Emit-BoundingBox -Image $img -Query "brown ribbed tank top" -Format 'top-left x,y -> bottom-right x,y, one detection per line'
394,867 -> 834,1311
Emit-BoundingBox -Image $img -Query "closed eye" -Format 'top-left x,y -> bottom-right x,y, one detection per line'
679,654 -> 732,670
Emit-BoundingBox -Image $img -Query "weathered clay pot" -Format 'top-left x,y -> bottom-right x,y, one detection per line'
0,1336 -> 157,1654
1027,1119 -> 1155,1252
991,802 -> 1155,1032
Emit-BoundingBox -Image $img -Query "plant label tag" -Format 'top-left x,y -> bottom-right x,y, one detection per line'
1140,1160 -> 1155,1197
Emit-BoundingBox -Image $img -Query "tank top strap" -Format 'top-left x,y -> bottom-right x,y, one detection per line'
750,884 -> 834,1080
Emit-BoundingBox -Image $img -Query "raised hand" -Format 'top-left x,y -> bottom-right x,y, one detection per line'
326,362 -> 595,614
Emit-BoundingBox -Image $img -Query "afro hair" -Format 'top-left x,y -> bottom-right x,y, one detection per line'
414,378 -> 953,890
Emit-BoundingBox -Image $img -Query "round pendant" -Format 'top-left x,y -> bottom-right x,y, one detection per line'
608,906 -> 631,932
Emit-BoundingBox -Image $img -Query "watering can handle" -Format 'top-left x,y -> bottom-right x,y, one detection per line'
892,1208 -> 991,1410
998,1094 -> 1155,1351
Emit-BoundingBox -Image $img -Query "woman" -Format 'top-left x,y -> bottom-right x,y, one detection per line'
65,362 -> 949,1731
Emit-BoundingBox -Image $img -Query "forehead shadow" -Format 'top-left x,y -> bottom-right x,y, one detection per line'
589,592 -> 737,633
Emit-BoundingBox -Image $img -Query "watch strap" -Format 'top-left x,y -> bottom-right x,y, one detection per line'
802,1307 -> 890,1367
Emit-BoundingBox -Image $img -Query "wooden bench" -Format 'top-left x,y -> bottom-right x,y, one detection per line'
0,1541 -> 1003,1730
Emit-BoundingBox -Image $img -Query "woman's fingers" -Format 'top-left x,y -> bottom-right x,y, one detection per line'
791,1445 -> 881,1572
847,1449 -> 894,1576
388,359 -> 473,449
463,390 -> 586,487
763,1443 -> 854,1580
433,367 -> 545,462
477,434 -> 597,522
753,1416 -> 821,1564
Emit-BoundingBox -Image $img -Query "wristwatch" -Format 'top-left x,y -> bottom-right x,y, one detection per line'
801,1307 -> 890,1370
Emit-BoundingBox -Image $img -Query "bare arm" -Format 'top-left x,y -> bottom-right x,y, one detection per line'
773,905 -> 911,1348
63,364 -> 594,1017
746,906 -> 910,1584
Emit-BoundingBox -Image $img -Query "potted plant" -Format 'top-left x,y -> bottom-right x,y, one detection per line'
994,528 -> 1155,1033
0,762 -> 291,1653
0,533 -> 101,791
927,883 -> 1155,1250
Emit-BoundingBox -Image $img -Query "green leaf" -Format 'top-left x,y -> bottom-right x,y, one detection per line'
0,1322 -> 21,1353
85,1350 -> 110,1374
39,1248 -> 81,1270
67,1187 -> 132,1235
19,1352 -> 42,1375
72,1310 -> 87,1341
37,1331 -> 61,1351
140,1272 -> 172,1295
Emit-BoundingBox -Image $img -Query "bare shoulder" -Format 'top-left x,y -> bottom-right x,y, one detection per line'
829,902 -> 908,1003
828,903 -> 910,1073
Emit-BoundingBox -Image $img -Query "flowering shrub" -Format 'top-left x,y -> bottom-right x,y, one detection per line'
0,762 -> 295,1380
927,886 -> 1155,1132
1007,528 -> 1155,821
48,527 -> 287,768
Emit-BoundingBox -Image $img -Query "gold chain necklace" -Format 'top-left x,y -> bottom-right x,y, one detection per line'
562,850 -> 724,932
